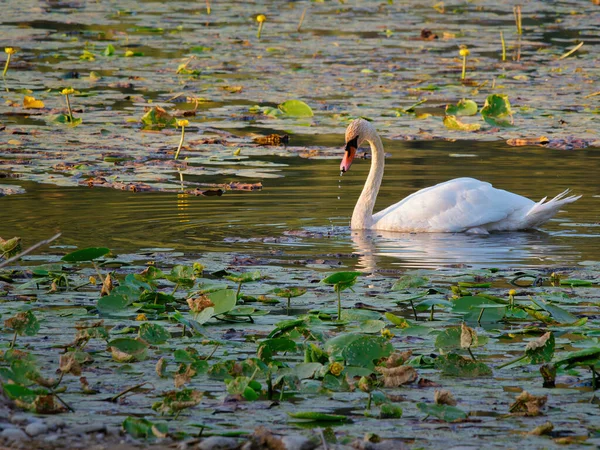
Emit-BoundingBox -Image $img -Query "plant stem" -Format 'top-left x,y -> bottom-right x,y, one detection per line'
297,7 -> 307,32
477,307 -> 485,324
467,347 -> 477,362
461,55 -> 467,80
91,262 -> 103,283
500,31 -> 506,61
497,353 -> 527,369
2,54 -> 11,77
366,392 -> 372,410
171,282 -> 179,296
257,22 -> 264,39
110,382 -> 148,402
513,5 -> 522,35
10,331 -> 17,348
174,125 -> 186,160
236,281 -> 242,299
409,299 -> 418,321
65,93 -> 74,123
337,288 -> 341,320
205,343 -> 220,361
287,296 -> 291,315
430,304 -> 434,321
205,0 -> 211,14
52,390 -> 74,412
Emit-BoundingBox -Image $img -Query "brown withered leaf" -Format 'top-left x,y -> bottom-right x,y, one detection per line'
174,363 -> 196,388
248,426 -> 286,450
385,351 -> 413,368
189,188 -> 223,196
507,136 -> 550,147
528,421 -> 553,436
187,295 -> 214,314
418,378 -> 441,388
59,353 -> 82,376
376,365 -> 418,387
227,181 -> 263,191
253,134 -> 289,147
420,29 -> 439,40
460,323 -> 476,349
526,331 -> 551,351
510,391 -> 547,416
31,395 -> 67,414
434,389 -> 457,406
100,273 -> 113,297
156,357 -> 167,378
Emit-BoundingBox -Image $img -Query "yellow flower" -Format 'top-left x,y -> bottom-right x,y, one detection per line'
256,14 -> 266,23
5,47 -> 16,55
177,119 -> 189,127
89,276 -> 97,285
61,88 -> 74,95
329,361 -> 344,376
459,48 -> 470,57
508,289 -> 517,297
125,50 -> 134,57
136,313 -> 148,321
381,328 -> 394,339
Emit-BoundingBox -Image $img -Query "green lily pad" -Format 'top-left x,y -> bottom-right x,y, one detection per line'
416,403 -> 468,422
288,411 -> 347,421
446,99 -> 478,116
278,100 -> 313,118
434,353 -> 492,377
138,323 -> 170,345
443,115 -> 481,131
61,247 -> 110,262
481,94 -> 513,127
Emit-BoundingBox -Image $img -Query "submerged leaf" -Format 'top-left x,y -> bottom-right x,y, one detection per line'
443,115 -> 481,131
416,402 -> 468,422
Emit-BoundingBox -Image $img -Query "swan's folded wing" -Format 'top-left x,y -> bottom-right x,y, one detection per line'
372,178 -> 533,232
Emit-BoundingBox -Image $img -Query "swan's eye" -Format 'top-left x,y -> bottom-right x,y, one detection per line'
345,136 -> 358,152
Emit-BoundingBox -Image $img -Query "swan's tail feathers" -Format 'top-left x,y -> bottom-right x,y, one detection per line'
524,189 -> 581,228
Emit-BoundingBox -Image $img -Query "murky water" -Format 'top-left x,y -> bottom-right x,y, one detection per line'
2,138 -> 598,269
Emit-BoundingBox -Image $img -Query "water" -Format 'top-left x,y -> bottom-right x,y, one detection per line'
2,138 -> 598,270
1,0 -> 599,271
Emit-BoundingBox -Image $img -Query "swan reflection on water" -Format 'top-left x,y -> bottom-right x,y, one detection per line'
350,229 -> 579,271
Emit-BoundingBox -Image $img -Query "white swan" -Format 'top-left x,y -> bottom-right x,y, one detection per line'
340,119 -> 580,234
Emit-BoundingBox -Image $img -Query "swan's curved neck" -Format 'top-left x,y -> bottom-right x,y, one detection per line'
351,134 -> 384,229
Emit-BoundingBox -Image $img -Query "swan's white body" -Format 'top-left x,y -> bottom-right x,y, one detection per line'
340,119 -> 580,234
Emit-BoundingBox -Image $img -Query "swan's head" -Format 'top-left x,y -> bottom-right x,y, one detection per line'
340,118 -> 376,175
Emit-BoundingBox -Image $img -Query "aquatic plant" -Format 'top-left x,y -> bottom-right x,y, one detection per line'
2,47 -> 16,77
459,46 -> 470,80
256,14 -> 266,39
321,271 -> 360,320
174,119 -> 189,160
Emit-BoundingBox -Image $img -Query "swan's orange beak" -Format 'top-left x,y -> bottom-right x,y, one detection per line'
341,137 -> 358,175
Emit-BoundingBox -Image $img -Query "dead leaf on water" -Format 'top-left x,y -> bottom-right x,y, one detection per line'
509,391 -> 547,416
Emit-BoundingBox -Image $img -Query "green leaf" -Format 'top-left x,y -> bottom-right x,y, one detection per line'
559,279 -> 593,287
61,247 -> 110,262
138,323 -> 170,345
271,287 -> 307,298
288,411 -> 347,422
53,114 -> 83,126
108,338 -> 148,362
452,295 -> 506,323
224,270 -> 262,283
207,289 -> 237,316
104,44 -> 115,56
434,353 -> 492,377
140,106 -> 176,129
379,403 -> 403,418
342,336 -> 393,370
392,275 -> 428,290
258,338 -> 297,362
435,326 -> 488,351
415,298 -> 453,311
321,271 -> 360,290
445,99 -> 478,116
525,332 -> 555,364
2,383 -> 40,404
278,100 -> 313,118
481,94 -> 513,126
443,115 -> 481,131
359,319 -> 386,334
416,403 -> 468,422
97,294 -> 133,315
4,310 -> 39,336
554,347 -> 600,369
530,298 -> 577,324
122,416 -> 168,439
